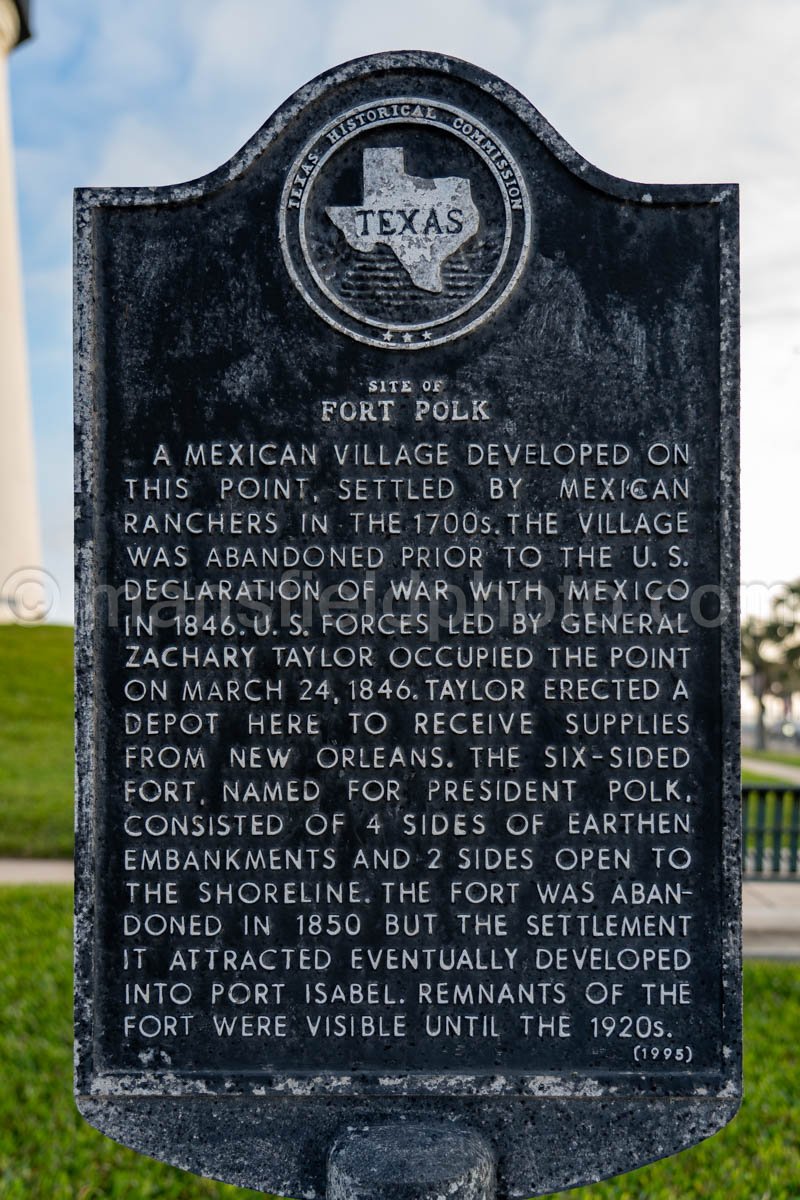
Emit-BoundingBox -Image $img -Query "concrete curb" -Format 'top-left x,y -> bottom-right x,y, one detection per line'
743,881 -> 800,958
741,756 -> 800,785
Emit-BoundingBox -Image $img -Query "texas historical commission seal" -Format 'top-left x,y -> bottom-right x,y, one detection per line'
280,98 -> 532,349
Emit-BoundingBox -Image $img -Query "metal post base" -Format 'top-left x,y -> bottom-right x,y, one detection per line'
327,1124 -> 496,1200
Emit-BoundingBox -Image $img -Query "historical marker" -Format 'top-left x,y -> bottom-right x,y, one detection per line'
75,52 -> 741,1197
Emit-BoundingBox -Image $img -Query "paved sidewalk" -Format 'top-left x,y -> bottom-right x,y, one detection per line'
742,755 -> 800,785
0,860 -> 798,957
743,881 -> 800,958
0,858 -> 74,884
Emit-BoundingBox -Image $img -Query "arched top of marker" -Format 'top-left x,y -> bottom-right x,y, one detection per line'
74,50 -> 736,212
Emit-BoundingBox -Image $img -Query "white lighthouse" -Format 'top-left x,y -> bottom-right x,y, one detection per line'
0,0 -> 43,623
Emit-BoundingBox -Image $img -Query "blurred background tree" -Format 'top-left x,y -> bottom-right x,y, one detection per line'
741,580 -> 800,750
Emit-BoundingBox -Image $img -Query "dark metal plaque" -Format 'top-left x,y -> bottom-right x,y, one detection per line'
75,52 -> 741,1197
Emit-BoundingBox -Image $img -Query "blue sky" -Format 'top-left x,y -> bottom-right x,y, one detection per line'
8,0 -> 800,622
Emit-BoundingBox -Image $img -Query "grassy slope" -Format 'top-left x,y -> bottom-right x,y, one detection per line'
0,627 -> 73,857
0,887 -> 260,1199
741,770 -> 794,786
1,888 -> 798,1199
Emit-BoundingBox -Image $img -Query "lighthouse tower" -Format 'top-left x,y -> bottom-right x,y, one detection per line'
0,0 -> 42,623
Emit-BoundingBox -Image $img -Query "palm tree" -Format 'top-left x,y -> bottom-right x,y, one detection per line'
771,582 -> 800,725
741,617 -> 783,750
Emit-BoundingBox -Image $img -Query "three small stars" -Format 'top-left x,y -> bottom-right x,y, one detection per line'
378,328 -> 433,344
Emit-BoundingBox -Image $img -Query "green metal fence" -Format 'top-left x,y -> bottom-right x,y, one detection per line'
743,784 -> 800,878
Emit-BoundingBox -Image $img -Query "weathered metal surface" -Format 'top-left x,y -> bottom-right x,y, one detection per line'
74,51 -> 740,1197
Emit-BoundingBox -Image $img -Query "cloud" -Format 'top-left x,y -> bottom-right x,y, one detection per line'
181,0 -> 320,99
514,0 -> 800,175
325,0 -> 521,71
87,113 -> 208,188
63,1 -> 187,103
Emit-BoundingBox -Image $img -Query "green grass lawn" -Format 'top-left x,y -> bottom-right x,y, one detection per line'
0,626 -> 73,857
0,887 -> 798,1199
741,770 -> 793,786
